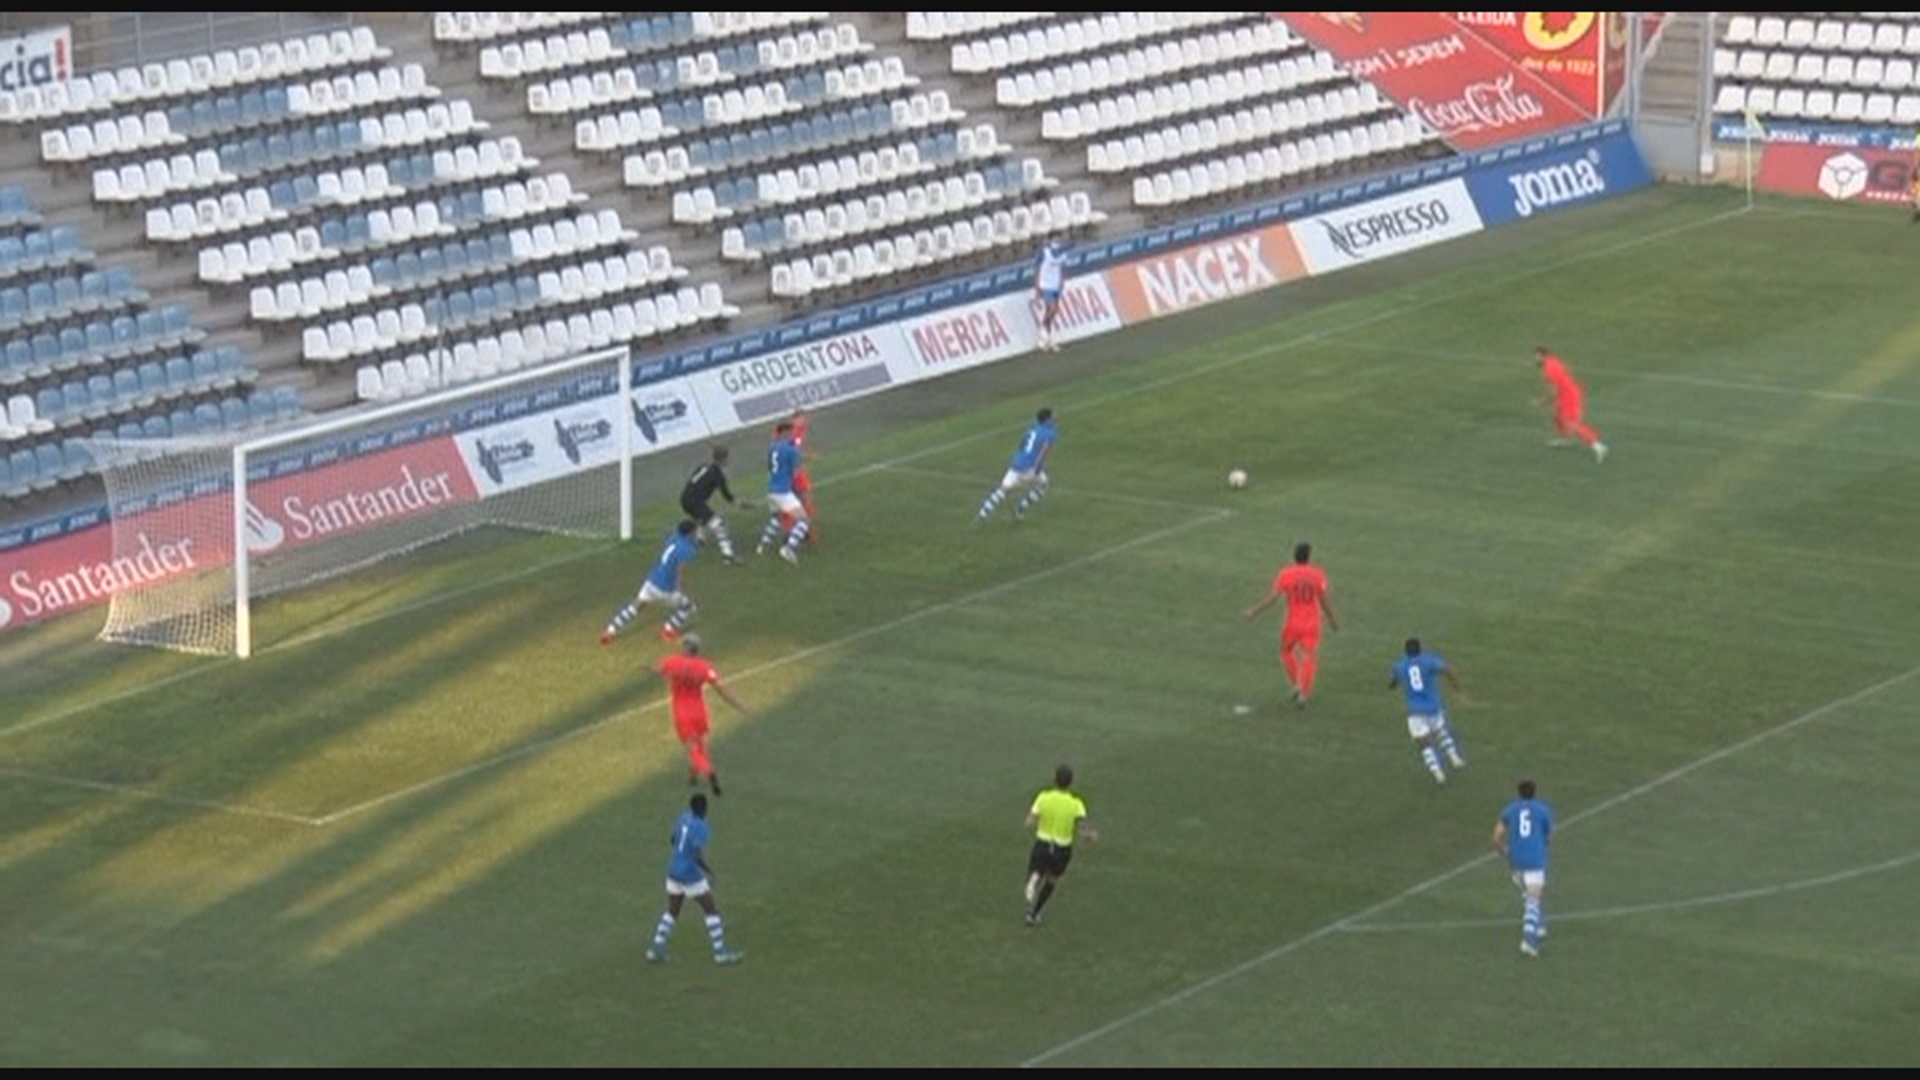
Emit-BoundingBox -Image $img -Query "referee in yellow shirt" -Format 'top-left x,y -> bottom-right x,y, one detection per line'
1024,763 -> 1097,927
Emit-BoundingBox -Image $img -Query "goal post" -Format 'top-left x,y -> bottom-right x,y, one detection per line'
86,345 -> 642,658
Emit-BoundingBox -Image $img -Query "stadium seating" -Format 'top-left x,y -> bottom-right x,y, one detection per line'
0,184 -> 286,503
920,12 -> 1444,213
438,11 -> 1091,304
1712,13 -> 1920,127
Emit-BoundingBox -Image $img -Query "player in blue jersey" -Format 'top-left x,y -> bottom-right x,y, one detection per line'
1388,637 -> 1467,785
1493,779 -> 1555,957
646,793 -> 744,966
602,519 -> 700,645
1032,241 -> 1068,351
754,420 -> 811,565
976,407 -> 1057,522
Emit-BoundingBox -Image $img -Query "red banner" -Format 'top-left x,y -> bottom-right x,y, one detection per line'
1,437 -> 479,633
1451,12 -> 1605,116
1757,143 -> 1917,204
1275,12 -> 1593,151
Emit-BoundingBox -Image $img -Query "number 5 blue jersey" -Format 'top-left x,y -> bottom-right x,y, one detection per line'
767,437 -> 801,494
1010,420 -> 1057,471
1392,653 -> 1448,715
1500,798 -> 1553,871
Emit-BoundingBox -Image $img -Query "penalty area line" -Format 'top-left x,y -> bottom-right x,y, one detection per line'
311,508 -> 1231,828
0,766 -> 325,827
1017,659 -> 1920,1068
1341,845 -> 1920,933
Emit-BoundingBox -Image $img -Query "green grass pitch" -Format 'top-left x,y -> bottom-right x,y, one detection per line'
3,186 -> 1918,1066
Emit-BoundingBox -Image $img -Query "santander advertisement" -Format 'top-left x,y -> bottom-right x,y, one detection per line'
2,440 -> 478,631
1275,12 -> 1592,150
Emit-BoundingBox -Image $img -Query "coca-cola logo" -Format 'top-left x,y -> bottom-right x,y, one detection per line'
1408,74 -> 1546,137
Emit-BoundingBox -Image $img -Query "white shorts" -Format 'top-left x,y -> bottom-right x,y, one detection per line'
767,491 -> 805,517
999,467 -> 1045,492
637,581 -> 686,607
665,876 -> 711,898
1406,712 -> 1447,740
1511,869 -> 1546,892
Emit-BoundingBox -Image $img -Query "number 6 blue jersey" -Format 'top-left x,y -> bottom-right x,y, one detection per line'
1500,798 -> 1553,871
1392,652 -> 1448,715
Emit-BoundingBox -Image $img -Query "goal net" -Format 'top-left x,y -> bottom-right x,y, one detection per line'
84,345 -> 639,657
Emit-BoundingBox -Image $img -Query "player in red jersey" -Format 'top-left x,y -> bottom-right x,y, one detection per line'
658,634 -> 751,796
1535,346 -> 1607,464
1245,541 -> 1340,707
775,408 -> 817,543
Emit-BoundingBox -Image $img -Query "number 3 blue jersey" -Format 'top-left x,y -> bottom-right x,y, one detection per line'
1392,653 -> 1448,715
767,437 -> 801,495
1010,421 -> 1057,471
1500,798 -> 1553,871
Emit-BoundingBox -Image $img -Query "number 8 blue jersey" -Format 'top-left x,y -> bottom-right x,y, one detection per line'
1392,652 -> 1448,715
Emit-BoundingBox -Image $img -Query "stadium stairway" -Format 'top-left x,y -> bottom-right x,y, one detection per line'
845,12 -> 1147,239
1640,17 -> 1708,124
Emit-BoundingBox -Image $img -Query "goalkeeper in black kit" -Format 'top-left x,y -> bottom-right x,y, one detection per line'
681,446 -> 742,565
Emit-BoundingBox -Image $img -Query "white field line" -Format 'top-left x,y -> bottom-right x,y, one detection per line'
1018,660 -> 1920,1068
878,463 -> 1237,515
0,766 -> 323,826
1342,847 -> 1920,933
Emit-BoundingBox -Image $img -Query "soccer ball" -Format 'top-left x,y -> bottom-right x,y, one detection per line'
1227,469 -> 1248,490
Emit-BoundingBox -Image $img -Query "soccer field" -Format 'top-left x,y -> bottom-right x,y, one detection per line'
3,185 -> 1919,1066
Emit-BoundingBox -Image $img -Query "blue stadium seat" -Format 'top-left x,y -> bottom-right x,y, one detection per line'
441,242 -> 468,278
345,214 -> 370,246
320,218 -> 346,251
113,367 -> 144,410
136,309 -> 165,346
514,275 -> 540,307
115,420 -> 141,441
85,319 -> 112,358
466,237 -> 491,270
3,339 -> 30,382
269,178 -> 297,209
53,275 -> 80,313
138,361 -> 168,401
78,270 -> 108,305
263,85 -> 288,118
62,439 -> 93,481
461,190 -> 485,221
57,325 -> 87,368
24,279 -> 53,317
336,119 -> 361,150
293,173 -> 319,207
370,256 -> 397,288
488,233 -> 512,266
215,95 -> 241,129
29,331 -> 59,375
41,382 -> 74,422
107,268 -> 138,299
109,315 -> 138,355
269,132 -> 295,165
1,287 -> 23,325
310,124 -> 335,158
221,396 -> 248,430
141,414 -> 168,439
170,406 -> 197,436
81,374 -> 112,417
448,291 -> 474,325
393,250 -> 421,286
239,89 -> 264,124
419,245 -> 445,281
7,449 -> 37,497
190,98 -> 216,134
164,305 -> 193,342
0,453 -> 13,499
0,234 -> 23,267
23,229 -> 50,266
471,284 -> 498,315
165,355 -> 193,392
33,442 -> 63,490
193,401 -> 222,430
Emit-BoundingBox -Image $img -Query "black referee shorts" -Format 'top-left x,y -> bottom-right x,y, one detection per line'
680,497 -> 715,524
1028,840 -> 1073,878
